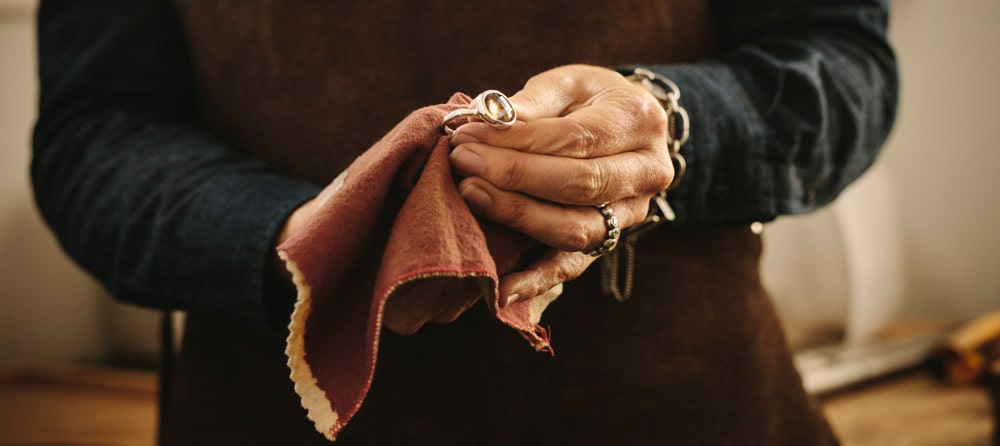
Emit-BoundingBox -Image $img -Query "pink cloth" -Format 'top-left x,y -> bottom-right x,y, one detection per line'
278,94 -> 553,441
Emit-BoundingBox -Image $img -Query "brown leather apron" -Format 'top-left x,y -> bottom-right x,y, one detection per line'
164,1 -> 837,444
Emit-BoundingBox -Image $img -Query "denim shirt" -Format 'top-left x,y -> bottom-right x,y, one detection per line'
31,0 -> 897,330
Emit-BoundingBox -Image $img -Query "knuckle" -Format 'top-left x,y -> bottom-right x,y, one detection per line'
640,95 -> 669,128
627,84 -> 661,114
565,162 -> 604,204
552,261 -> 574,284
650,152 -> 674,192
657,169 -> 674,192
562,220 -> 592,252
631,148 -> 671,196
627,92 -> 669,140
554,72 -> 581,97
496,154 -> 530,189
532,271 -> 562,298
547,254 -> 587,287
618,166 -> 642,198
563,121 -> 598,158
557,257 -> 587,283
619,199 -> 648,228
502,198 -> 532,229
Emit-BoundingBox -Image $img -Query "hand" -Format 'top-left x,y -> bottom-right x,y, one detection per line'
381,277 -> 483,335
449,64 -> 674,303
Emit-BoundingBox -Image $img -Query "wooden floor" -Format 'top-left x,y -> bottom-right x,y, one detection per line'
823,370 -> 996,446
0,364 -> 994,445
0,364 -> 157,446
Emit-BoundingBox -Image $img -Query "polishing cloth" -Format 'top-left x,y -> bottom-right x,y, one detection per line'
278,94 -> 559,441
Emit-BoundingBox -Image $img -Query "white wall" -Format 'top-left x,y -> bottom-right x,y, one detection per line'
880,0 -> 1000,318
763,1 -> 1000,346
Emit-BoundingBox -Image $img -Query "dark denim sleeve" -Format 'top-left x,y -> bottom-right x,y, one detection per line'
628,0 -> 898,224
32,0 -> 320,330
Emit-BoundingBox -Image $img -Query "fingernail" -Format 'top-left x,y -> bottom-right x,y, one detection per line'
502,294 -> 520,308
450,130 -> 481,146
449,147 -> 484,176
459,184 -> 492,209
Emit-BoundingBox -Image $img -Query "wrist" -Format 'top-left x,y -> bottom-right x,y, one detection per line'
599,67 -> 691,302
626,68 -> 689,189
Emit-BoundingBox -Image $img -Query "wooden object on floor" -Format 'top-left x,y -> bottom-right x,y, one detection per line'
0,363 -> 156,446
823,370 -> 995,446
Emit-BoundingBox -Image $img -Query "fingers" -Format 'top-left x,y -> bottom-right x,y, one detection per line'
451,86 -> 666,159
498,249 -> 595,306
458,176 -> 648,253
382,278 -> 482,335
448,64 -> 672,209
449,143 -> 672,207
428,295 -> 481,324
451,64 -> 666,160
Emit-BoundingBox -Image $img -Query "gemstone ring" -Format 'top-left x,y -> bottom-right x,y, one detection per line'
442,90 -> 517,134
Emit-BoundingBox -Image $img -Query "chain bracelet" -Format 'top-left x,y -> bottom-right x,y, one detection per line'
629,67 -> 688,189
600,68 -> 690,302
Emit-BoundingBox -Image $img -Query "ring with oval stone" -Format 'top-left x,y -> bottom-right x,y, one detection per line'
442,90 -> 517,134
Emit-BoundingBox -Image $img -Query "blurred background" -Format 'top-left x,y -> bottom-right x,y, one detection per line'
0,1 -> 998,444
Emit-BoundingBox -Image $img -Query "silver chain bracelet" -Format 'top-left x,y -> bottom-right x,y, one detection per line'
600,67 -> 690,302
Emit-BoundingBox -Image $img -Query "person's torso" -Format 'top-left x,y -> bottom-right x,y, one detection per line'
162,4 -> 839,445
171,0 -> 712,184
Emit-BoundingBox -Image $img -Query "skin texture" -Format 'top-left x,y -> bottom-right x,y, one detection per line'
451,65 -> 673,306
278,64 -> 673,334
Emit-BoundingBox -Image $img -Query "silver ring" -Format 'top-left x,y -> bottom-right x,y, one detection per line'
442,90 -> 517,134
586,203 -> 620,257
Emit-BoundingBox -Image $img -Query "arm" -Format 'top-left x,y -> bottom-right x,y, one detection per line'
642,0 -> 898,224
32,0 -> 319,331
449,0 -> 898,298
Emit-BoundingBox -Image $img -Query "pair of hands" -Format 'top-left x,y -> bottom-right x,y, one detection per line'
281,64 -> 675,334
